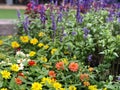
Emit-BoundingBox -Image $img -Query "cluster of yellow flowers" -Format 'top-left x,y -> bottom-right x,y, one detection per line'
0,40 -> 3,45
31,77 -> 77,90
0,88 -> 8,90
0,64 -> 19,80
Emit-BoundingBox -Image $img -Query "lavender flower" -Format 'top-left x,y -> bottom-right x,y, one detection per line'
17,9 -> 21,19
118,76 -> 120,80
23,16 -> 29,34
39,5 -> 46,25
83,27 -> 90,38
71,31 -> 77,36
106,17 -> 113,22
88,54 -> 93,62
76,0 -> 83,23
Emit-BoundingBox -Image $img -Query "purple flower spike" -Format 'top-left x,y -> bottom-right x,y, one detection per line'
88,54 -> 93,62
118,76 -> 120,80
17,9 -> 21,19
71,31 -> 77,36
83,27 -> 90,38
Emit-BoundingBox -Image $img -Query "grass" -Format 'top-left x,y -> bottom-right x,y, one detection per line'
0,9 -> 24,19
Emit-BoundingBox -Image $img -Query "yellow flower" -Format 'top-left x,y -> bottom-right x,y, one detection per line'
51,48 -> 57,55
59,88 -> 65,90
40,56 -> 48,62
73,55 -> 76,60
20,36 -> 29,43
43,45 -> 49,49
38,43 -> 44,48
0,70 -> 11,79
0,40 -> 3,45
11,41 -> 20,48
29,51 -> 36,57
39,32 -> 45,37
30,38 -> 38,45
69,85 -> 76,90
11,64 -> 19,72
88,85 -> 98,90
41,77 -> 52,85
0,88 -> 8,90
61,58 -> 68,65
31,82 -> 42,90
103,88 -> 107,90
53,82 -> 62,89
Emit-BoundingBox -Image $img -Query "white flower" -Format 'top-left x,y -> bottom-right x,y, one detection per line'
17,59 -> 26,63
16,51 -> 25,57
18,63 -> 24,70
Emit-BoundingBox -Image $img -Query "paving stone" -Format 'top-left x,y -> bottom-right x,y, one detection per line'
0,19 -> 17,36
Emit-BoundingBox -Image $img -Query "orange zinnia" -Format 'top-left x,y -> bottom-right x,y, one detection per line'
55,61 -> 64,70
68,62 -> 79,72
80,73 -> 89,81
48,70 -> 56,78
15,77 -> 22,85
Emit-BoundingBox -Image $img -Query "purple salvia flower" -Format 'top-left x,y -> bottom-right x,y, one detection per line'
106,17 -> 113,22
57,8 -> 63,22
88,54 -> 93,62
83,27 -> 90,38
76,0 -> 83,23
23,16 -> 29,34
71,31 -> 77,36
39,5 -> 46,25
17,9 -> 21,19
117,18 -> 120,23
118,76 -> 120,80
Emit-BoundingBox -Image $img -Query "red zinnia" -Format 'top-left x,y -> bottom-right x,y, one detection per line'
48,70 -> 56,78
55,61 -> 64,70
28,60 -> 36,66
18,72 -> 25,78
68,62 -> 79,72
15,77 -> 22,85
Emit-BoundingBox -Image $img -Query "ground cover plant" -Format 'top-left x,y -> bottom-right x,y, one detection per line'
0,0 -> 120,90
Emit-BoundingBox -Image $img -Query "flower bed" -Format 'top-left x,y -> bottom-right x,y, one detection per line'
0,0 -> 120,90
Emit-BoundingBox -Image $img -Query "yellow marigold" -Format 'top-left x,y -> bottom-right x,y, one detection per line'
38,43 -> 44,47
39,32 -> 45,37
30,38 -> 38,45
51,48 -> 57,55
20,36 -> 29,43
0,88 -> 8,90
0,40 -> 3,45
69,85 -> 76,90
29,51 -> 36,57
31,82 -> 42,90
40,56 -> 48,62
88,85 -> 98,90
0,70 -> 11,79
11,64 -> 19,72
11,41 -> 20,48
43,45 -> 49,49
53,82 -> 62,89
